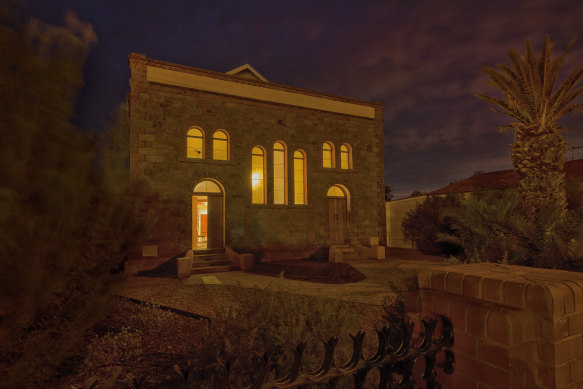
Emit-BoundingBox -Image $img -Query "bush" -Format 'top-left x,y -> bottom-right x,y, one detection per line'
0,7 -> 149,387
401,194 -> 462,255
193,286 -> 363,388
438,184 -> 583,270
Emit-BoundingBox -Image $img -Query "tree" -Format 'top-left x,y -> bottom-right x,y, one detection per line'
477,36 -> 583,221
0,6 -> 148,387
385,185 -> 393,201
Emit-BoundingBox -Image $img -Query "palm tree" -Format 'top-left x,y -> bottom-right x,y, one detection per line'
477,36 -> 583,220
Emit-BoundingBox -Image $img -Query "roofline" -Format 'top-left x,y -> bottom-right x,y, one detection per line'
129,53 -> 382,113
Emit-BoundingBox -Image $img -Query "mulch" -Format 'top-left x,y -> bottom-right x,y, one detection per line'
248,259 -> 366,284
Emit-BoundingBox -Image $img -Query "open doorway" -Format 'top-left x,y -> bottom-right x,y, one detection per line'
192,180 -> 224,250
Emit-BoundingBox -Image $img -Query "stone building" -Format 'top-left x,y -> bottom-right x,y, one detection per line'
128,53 -> 385,268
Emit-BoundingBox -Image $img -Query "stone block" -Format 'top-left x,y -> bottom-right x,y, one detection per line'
240,253 -> 254,271
176,256 -> 192,278
369,244 -> 385,259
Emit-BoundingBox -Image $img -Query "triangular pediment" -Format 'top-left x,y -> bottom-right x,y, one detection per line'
226,64 -> 268,82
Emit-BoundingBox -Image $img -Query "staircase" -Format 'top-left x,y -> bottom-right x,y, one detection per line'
191,249 -> 239,275
329,243 -> 367,262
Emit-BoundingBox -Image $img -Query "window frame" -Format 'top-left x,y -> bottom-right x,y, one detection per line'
293,149 -> 307,205
186,127 -> 204,159
251,146 -> 266,204
322,141 -> 335,168
212,130 -> 229,161
273,141 -> 288,205
340,143 -> 352,170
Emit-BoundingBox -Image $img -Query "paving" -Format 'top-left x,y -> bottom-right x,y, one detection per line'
118,249 -> 448,319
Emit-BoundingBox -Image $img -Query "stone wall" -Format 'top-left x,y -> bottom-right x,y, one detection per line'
406,263 -> 583,388
128,54 -> 385,261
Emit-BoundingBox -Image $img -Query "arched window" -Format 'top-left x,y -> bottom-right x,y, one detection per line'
212,130 -> 229,160
273,141 -> 287,204
340,143 -> 352,169
293,150 -> 306,205
251,146 -> 265,204
323,141 -> 334,168
187,127 -> 204,158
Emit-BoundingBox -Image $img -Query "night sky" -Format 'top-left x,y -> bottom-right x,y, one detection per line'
26,0 -> 583,199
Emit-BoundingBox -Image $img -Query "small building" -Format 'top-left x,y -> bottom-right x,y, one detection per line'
386,159 -> 583,249
127,54 -> 386,269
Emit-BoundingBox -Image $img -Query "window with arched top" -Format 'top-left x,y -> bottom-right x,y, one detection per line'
293,150 -> 307,205
327,185 -> 346,197
187,127 -> 204,158
213,130 -> 229,160
251,146 -> 266,204
340,143 -> 352,169
273,141 -> 287,204
193,180 -> 221,193
323,142 -> 335,168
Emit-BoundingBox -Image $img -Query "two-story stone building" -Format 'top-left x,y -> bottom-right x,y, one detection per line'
128,53 -> 385,268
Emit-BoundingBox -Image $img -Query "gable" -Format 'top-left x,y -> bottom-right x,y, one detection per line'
225,64 -> 268,82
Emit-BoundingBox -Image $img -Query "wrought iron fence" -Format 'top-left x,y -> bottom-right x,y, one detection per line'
220,315 -> 454,389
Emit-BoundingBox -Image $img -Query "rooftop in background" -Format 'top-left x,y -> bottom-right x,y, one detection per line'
428,159 -> 583,196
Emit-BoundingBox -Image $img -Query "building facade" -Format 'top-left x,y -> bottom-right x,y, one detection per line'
128,53 -> 385,263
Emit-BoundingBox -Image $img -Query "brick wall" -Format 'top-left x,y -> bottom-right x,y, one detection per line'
406,263 -> 583,388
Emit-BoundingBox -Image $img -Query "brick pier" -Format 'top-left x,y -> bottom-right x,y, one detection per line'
406,263 -> 583,388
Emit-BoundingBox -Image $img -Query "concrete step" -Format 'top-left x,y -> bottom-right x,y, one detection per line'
193,253 -> 229,262
193,248 -> 225,255
192,260 -> 232,268
191,265 -> 240,275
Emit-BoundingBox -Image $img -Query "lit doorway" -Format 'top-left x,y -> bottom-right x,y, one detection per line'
192,180 -> 224,250
327,184 -> 350,243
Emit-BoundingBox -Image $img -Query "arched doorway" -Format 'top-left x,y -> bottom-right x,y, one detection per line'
327,184 -> 350,243
192,180 -> 224,250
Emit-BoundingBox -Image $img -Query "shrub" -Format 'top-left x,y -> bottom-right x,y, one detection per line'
438,184 -> 583,270
401,194 -> 462,255
0,7 -> 149,387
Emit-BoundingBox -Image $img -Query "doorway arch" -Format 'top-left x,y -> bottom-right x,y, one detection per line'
192,179 -> 224,250
327,184 -> 350,243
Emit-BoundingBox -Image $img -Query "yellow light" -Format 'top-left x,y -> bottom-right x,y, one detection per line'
252,173 -> 261,187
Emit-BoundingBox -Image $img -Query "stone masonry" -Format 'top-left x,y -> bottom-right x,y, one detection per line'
128,53 -> 385,262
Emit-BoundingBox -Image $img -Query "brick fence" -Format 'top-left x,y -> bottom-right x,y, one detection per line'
406,263 -> 583,389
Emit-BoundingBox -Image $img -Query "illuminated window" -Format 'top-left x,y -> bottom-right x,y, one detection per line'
252,146 -> 265,204
212,130 -> 229,160
340,144 -> 352,169
273,142 -> 287,204
327,185 -> 345,197
323,142 -> 334,168
194,180 -> 221,193
293,150 -> 306,205
187,127 -> 204,158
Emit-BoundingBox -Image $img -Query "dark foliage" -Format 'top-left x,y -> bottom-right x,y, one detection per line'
401,195 -> 463,255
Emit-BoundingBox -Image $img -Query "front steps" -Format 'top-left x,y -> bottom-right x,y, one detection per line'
190,249 -> 239,275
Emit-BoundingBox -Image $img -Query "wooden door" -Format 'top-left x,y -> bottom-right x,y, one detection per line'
328,198 -> 347,242
207,195 -> 223,248
200,214 -> 208,237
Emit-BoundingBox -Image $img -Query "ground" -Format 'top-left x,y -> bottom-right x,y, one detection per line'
50,249 -> 445,388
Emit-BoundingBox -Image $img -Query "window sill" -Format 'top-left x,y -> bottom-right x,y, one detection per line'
179,157 -> 237,165
249,204 -> 310,209
319,167 -> 356,172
